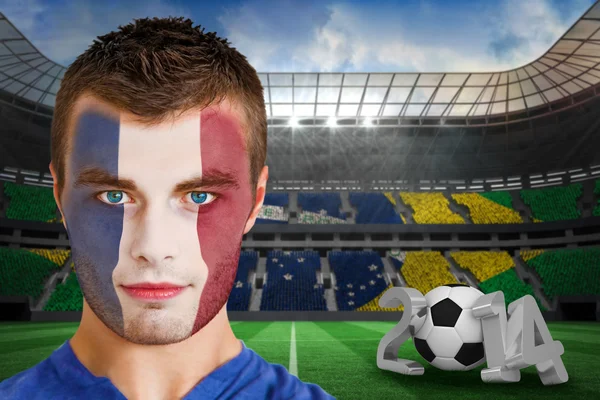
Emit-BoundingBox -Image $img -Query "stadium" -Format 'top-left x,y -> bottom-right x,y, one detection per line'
0,1 -> 599,399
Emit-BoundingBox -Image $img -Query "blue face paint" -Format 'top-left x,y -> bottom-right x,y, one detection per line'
62,110 -> 125,335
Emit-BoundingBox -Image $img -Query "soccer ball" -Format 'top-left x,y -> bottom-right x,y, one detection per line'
410,284 -> 486,371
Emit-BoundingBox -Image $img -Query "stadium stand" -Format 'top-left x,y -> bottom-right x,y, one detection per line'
348,192 -> 403,224
449,250 -> 544,310
3,182 -> 58,222
255,193 -> 289,224
298,192 -> 345,219
521,247 -> 600,302
260,251 -> 327,311
452,192 -> 523,224
520,183 -> 583,222
227,251 -> 257,311
44,271 -> 83,311
297,192 -> 346,223
450,251 -> 515,282
356,284 -> 403,311
0,248 -> 69,300
390,251 -> 458,295
478,268 -> 544,310
297,210 -> 347,224
399,192 -> 465,224
328,251 -> 391,311
594,179 -> 600,217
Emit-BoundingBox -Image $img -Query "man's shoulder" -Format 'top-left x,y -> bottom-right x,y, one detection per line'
211,347 -> 335,399
0,349 -> 123,400
0,358 -> 57,399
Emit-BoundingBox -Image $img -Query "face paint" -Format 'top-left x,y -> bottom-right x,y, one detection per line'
62,101 -> 254,345
194,108 -> 253,333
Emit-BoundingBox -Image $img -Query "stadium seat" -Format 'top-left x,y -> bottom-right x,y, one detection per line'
452,192 -> 523,224
356,284 -> 403,311
521,247 -> 600,302
0,248 -> 69,301
349,192 -> 403,224
450,251 -> 515,282
297,192 -> 346,224
399,192 -> 465,224
260,251 -> 327,311
390,251 -> 458,295
329,251 -> 391,311
520,183 -> 583,222
478,268 -> 545,311
3,182 -> 58,222
44,271 -> 83,311
255,192 -> 290,224
227,251 -> 258,311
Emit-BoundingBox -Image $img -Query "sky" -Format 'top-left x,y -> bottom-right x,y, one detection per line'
0,0 -> 596,73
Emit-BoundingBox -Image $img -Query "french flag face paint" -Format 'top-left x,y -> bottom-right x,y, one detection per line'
61,101 -> 253,344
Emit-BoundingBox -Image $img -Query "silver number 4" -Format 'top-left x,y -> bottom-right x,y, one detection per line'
472,291 -> 568,385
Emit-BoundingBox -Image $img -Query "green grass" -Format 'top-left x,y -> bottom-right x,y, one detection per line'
0,321 -> 599,399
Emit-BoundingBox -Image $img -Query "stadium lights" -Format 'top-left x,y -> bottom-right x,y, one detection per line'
327,117 -> 337,127
289,117 -> 299,127
363,117 -> 373,126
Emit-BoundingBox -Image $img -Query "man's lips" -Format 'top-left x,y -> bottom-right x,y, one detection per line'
121,283 -> 187,301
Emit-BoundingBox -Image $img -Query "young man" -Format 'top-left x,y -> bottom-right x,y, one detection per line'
0,17 -> 334,400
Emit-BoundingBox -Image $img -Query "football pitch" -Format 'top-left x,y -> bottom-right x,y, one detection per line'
0,320 -> 598,399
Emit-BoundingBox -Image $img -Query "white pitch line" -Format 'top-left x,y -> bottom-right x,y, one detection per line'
289,321 -> 298,376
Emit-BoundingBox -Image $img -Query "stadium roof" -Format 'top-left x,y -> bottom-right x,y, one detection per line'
2,2 -> 600,121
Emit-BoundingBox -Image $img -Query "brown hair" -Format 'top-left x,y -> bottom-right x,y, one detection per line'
51,17 -> 267,202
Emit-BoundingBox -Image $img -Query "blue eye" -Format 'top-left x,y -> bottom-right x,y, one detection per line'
190,192 -> 209,204
105,191 -> 124,203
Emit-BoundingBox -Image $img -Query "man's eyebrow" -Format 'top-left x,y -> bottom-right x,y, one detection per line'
73,166 -> 240,192
74,167 -> 137,191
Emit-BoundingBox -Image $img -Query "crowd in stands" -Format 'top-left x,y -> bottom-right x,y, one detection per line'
44,271 -> 83,311
0,248 -> 69,301
260,251 -> 327,311
391,251 -> 458,294
399,192 -> 465,224
520,183 -> 583,222
452,192 -> 523,224
521,247 -> 600,303
478,268 -> 544,310
450,251 -> 515,282
3,182 -> 58,222
328,251 -> 390,310
227,251 -> 257,311
2,181 -> 597,225
349,192 -> 403,224
356,283 -> 403,311
255,193 -> 289,224
297,192 -> 346,224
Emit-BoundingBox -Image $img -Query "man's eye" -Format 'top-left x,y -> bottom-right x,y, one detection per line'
186,192 -> 216,205
98,190 -> 131,205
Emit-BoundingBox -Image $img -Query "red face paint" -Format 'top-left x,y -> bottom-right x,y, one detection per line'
193,106 -> 254,333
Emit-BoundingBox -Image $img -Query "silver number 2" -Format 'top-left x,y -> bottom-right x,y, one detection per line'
376,287 -> 427,375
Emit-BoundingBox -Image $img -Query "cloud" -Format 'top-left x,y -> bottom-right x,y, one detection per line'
0,0 -> 189,66
218,0 -> 593,72
1,0 -> 594,72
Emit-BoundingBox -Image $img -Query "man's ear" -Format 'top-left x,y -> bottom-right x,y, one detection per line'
243,165 -> 269,235
49,162 -> 67,231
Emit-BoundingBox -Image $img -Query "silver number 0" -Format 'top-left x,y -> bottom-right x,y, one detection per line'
376,287 -> 427,375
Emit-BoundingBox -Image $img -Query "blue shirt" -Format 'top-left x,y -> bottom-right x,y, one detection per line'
0,340 -> 334,399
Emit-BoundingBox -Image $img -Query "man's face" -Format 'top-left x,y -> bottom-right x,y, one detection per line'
58,96 -> 255,345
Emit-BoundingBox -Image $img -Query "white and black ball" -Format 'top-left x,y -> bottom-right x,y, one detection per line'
410,283 -> 486,371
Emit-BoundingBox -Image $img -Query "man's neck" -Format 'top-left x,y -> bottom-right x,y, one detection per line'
70,302 -> 242,400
